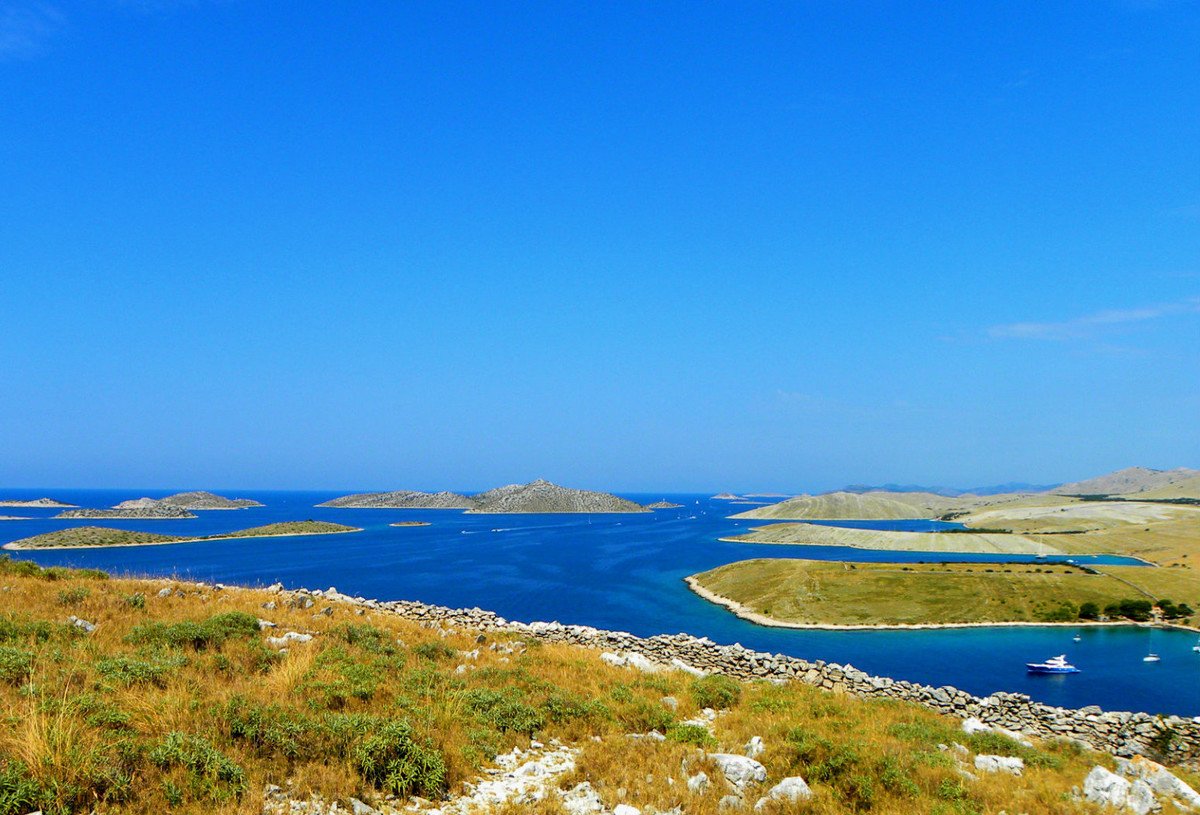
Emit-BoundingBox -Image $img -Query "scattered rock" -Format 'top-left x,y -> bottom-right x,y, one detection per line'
1085,765 -> 1132,809
709,753 -> 767,792
613,805 -> 641,815
743,736 -> 764,759
1116,755 -> 1200,810
754,776 -> 812,809
975,755 -> 1024,775
687,772 -> 710,794
266,631 -> 314,648
67,616 -> 95,634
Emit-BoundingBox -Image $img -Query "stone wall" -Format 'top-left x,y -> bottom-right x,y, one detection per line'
285,586 -> 1200,767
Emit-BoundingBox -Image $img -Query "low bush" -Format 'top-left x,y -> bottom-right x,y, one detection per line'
125,612 -> 260,651
352,719 -> 447,798
0,646 -> 33,685
690,674 -> 741,709
149,732 -> 247,803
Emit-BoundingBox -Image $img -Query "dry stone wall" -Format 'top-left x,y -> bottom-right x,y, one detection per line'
284,585 -> 1200,766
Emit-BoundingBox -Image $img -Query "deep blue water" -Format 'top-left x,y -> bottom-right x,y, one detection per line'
2,489 -> 1197,716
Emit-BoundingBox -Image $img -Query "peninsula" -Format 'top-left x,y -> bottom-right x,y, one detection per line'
2,521 -> 359,550
0,497 -> 77,508
320,480 -> 648,514
698,466 -> 1200,629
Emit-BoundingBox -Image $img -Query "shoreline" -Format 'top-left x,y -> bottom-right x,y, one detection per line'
683,575 -> 1200,633
1,527 -> 363,551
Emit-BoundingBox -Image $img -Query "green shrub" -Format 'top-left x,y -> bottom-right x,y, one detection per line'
542,691 -> 611,725
690,674 -> 741,709
351,719 -> 447,798
0,646 -> 33,685
124,593 -> 146,610
464,688 -> 545,735
126,612 -> 259,651
223,697 -> 310,759
614,697 -> 674,734
332,623 -> 396,655
0,615 -> 74,645
666,723 -> 716,748
412,640 -> 455,661
95,655 -> 186,687
1078,601 -> 1100,620
0,760 -> 42,815
149,732 -> 247,802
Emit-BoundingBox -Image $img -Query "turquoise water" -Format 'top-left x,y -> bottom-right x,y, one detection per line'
2,490 -> 1196,716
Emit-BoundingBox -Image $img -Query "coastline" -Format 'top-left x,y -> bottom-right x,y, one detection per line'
1,526 -> 363,551
683,575 -> 1200,633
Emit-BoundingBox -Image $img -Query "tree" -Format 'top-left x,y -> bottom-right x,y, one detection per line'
1078,602 -> 1100,620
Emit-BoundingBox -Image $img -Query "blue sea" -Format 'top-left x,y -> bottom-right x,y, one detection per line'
2,490 -> 1197,716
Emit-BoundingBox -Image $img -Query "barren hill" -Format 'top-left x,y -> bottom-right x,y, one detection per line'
317,490 -> 476,509
466,480 -> 647,514
730,491 -> 967,521
1052,466 -> 1200,496
113,491 -> 263,510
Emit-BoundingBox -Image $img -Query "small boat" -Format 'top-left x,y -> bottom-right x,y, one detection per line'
1144,653 -> 1161,663
1026,654 -> 1080,674
1192,638 -> 1200,653
1073,634 -> 1082,642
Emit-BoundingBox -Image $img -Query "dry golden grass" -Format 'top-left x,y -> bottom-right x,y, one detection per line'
0,557 -> 1194,815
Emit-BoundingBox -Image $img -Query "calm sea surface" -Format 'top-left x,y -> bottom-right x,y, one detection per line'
2,490 -> 1196,716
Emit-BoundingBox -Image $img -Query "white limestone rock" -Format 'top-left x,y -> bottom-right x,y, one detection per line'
975,755 -> 1025,775
1116,755 -> 1200,811
1085,765 -> 1131,809
687,771 -> 710,794
744,736 -> 764,759
754,776 -> 813,810
710,753 -> 767,792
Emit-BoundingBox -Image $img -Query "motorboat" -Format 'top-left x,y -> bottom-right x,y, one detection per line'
1144,653 -> 1161,663
1073,634 -> 1082,642
1192,638 -> 1199,653
1026,654 -> 1080,674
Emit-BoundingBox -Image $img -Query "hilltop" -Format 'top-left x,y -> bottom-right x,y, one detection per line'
114,491 -> 264,510
320,481 -> 647,514
729,491 -> 972,521
1053,467 -> 1200,497
1,557 -> 1197,815
317,490 -> 475,509
466,480 -> 647,514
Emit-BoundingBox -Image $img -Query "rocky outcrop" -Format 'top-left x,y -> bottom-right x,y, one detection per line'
317,490 -> 476,509
114,491 -> 263,510
257,586 -> 1200,768
646,501 -> 684,509
56,506 -> 197,519
466,480 -> 647,514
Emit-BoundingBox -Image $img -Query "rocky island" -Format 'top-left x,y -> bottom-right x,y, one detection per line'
55,505 -> 198,520
0,497 -> 77,508
318,490 -> 475,509
646,500 -> 684,509
114,490 -> 265,510
3,521 -> 359,550
320,480 -> 648,514
464,480 -> 647,514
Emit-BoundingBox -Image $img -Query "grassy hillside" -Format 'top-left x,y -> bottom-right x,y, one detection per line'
0,557 -> 1178,815
688,559 -> 1196,626
724,522 -> 1054,555
4,521 -> 359,550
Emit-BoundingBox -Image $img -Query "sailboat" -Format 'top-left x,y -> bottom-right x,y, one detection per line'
1073,633 -> 1082,642
1144,653 -> 1161,663
1192,637 -> 1199,653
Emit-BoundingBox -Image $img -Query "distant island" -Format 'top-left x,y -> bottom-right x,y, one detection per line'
114,490 -> 264,510
0,497 -> 77,508
710,492 -> 740,500
390,520 -> 432,527
320,480 -> 648,514
56,506 -> 198,520
646,500 -> 683,509
3,521 -> 359,550
319,490 -> 475,509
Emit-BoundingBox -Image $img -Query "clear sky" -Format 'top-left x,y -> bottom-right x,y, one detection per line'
1,1 -> 1197,493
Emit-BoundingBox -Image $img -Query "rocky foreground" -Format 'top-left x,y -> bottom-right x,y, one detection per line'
320,480 -> 648,514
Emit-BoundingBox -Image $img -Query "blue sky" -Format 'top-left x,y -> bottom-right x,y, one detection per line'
1,1 -> 1197,492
